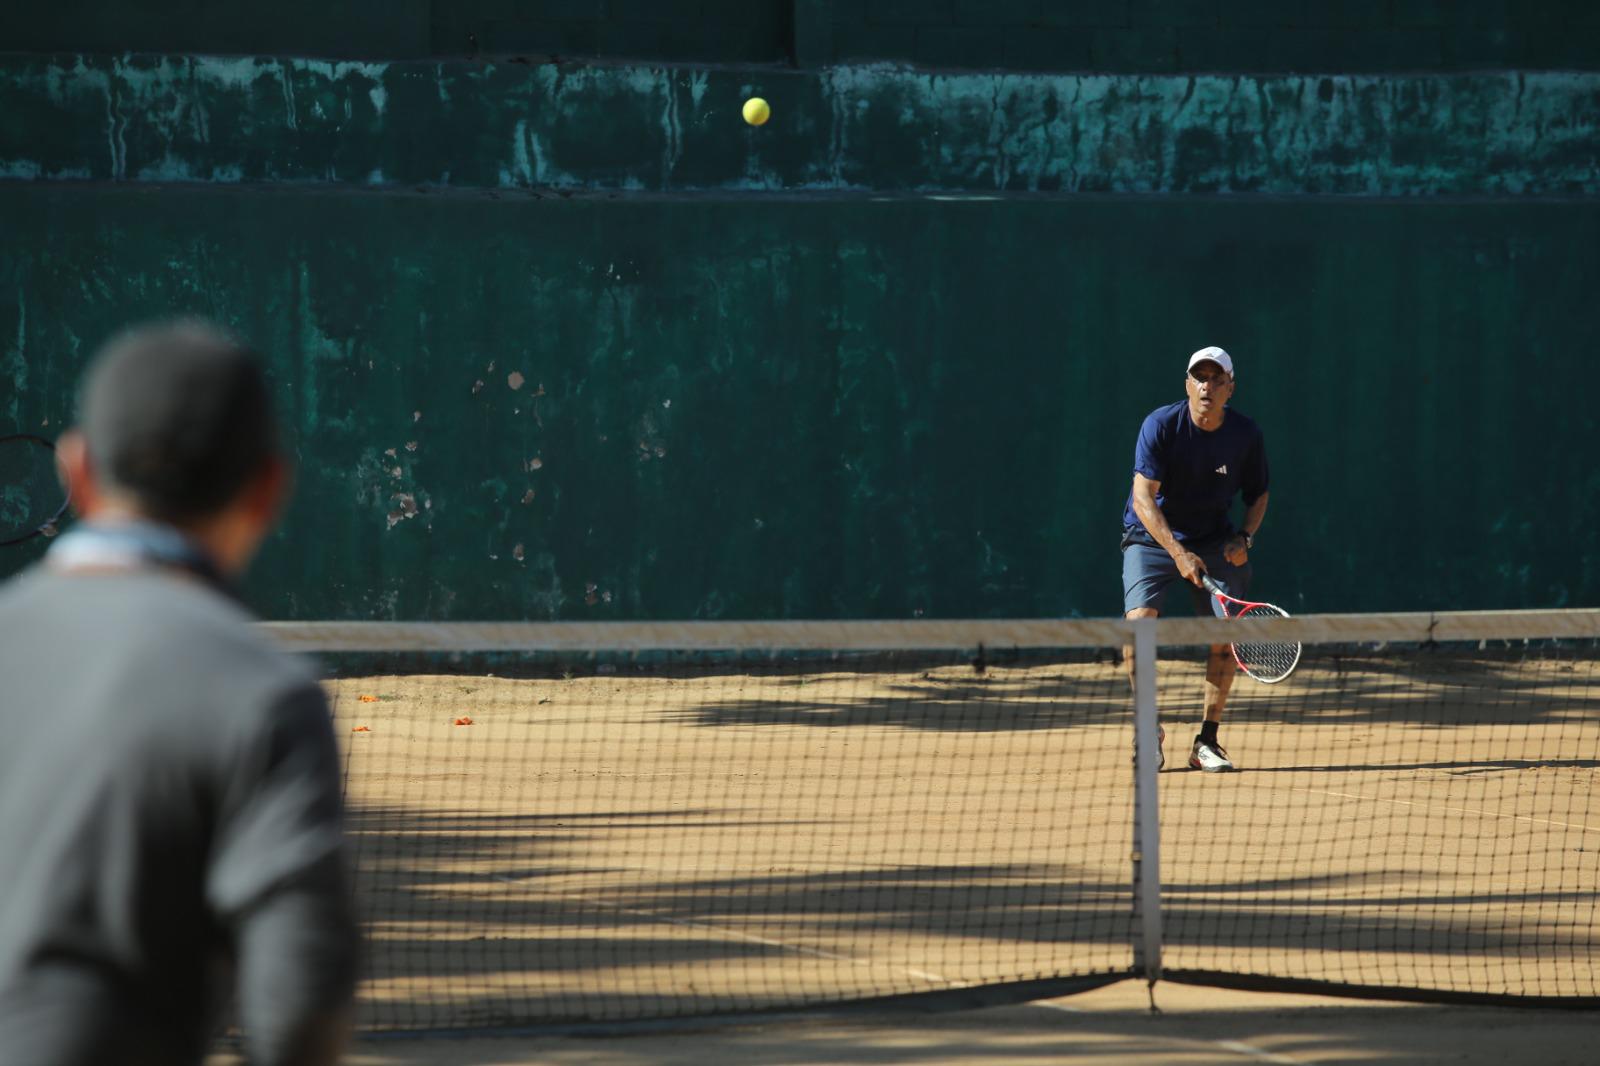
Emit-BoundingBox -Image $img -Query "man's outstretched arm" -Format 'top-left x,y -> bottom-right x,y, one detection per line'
1131,473 -> 1206,585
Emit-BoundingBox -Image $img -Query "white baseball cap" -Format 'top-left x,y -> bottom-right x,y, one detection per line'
1187,346 -> 1234,377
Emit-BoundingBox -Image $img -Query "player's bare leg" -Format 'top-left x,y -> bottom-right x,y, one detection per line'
1123,608 -> 1164,768
1190,643 -> 1237,771
1121,607 -> 1159,690
1203,643 -> 1235,721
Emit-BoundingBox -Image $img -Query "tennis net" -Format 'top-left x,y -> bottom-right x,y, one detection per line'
264,611 -> 1600,1032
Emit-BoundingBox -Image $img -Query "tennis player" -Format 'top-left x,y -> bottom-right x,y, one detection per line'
1121,346 -> 1269,772
0,322 -> 358,1065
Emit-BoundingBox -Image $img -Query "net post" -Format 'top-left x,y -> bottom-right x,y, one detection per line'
1130,616 -> 1163,984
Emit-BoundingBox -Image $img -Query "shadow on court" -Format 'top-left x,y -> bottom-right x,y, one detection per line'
665,672 -> 1130,731
343,803 -> 1135,1030
639,648 -> 1600,732
1240,756 -> 1600,774
339,799 -> 1598,1034
208,983 -> 1600,1065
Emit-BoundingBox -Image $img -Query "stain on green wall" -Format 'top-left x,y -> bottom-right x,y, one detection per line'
2,56 -> 1597,197
1,184 -> 1595,618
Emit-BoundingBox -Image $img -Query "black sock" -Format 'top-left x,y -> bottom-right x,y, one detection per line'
1199,720 -> 1219,746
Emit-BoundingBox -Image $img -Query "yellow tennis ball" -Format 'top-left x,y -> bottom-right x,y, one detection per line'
742,97 -> 770,127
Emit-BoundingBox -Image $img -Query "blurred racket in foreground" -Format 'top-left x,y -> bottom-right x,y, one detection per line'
0,434 -> 70,546
1202,573 -> 1302,684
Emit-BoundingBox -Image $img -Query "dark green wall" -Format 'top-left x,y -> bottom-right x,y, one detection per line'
2,184 -> 1595,618
2,2 -> 1596,72
2,54 -> 1595,618
828,0 -> 1600,73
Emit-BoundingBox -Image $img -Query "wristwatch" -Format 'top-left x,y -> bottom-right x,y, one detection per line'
1239,531 -> 1254,548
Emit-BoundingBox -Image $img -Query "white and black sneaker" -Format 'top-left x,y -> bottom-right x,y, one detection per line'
1188,735 -> 1235,773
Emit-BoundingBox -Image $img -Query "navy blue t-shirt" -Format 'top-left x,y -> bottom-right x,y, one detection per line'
1121,400 -> 1269,548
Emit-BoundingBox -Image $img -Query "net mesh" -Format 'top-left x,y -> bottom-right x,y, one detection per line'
319,641 -> 1134,1030
1158,632 -> 1599,1001
265,613 -> 1600,1031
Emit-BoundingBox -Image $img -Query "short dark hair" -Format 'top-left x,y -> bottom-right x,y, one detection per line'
80,320 -> 278,523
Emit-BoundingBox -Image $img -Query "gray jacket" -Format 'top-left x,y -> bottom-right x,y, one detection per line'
0,566 -> 358,1065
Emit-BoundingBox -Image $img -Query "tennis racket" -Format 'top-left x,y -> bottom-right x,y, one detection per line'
1201,574 -> 1302,684
0,434 -> 71,547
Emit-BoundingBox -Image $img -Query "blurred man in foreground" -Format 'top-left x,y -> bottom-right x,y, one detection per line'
0,321 -> 358,1065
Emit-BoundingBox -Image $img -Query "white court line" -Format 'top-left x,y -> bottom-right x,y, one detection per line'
1289,787 -> 1599,833
490,874 -> 962,986
1211,1038 -> 1307,1064
1037,1002 -> 1305,1064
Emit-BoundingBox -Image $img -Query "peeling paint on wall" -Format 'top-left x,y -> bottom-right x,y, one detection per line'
386,492 -> 418,529
1,55 -> 1597,197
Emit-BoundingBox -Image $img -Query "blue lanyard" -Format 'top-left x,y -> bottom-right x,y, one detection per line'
48,520 -> 230,592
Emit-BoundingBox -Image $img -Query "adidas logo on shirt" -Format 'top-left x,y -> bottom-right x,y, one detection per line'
1215,465 -> 1227,475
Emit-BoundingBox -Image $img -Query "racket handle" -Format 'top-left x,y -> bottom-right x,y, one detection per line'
1201,574 -> 1224,595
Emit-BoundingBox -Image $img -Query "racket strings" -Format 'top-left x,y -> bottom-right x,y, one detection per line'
1231,602 -> 1302,683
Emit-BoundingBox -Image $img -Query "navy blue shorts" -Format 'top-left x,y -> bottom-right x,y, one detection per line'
1121,539 -> 1251,617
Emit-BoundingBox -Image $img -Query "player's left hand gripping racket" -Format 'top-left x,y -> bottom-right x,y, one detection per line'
0,434 -> 71,547
1201,574 -> 1302,684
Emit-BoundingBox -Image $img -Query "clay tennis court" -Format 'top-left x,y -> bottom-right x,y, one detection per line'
307,647 -> 1598,1036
